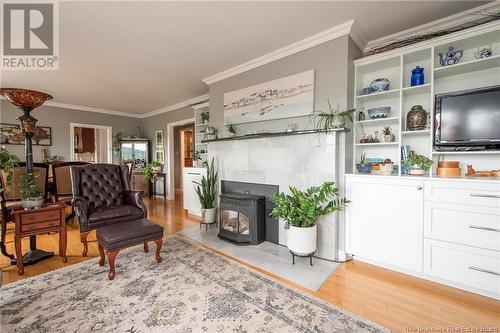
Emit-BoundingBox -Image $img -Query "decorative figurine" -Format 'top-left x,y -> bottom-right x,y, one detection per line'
407,105 -> 428,131
369,78 -> 390,93
474,45 -> 492,59
411,66 -> 424,86
439,47 -> 463,66
357,110 -> 365,121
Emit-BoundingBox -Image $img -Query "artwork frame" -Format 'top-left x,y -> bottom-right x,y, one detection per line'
223,69 -> 315,124
155,149 -> 165,164
155,130 -> 164,148
0,123 -> 52,146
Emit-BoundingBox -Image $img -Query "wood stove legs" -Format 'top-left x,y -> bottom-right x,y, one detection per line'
290,250 -> 314,266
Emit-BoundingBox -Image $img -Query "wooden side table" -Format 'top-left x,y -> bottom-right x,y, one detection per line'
150,172 -> 167,199
13,202 -> 68,275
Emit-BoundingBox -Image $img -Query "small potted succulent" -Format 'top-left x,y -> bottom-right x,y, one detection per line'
379,158 -> 394,175
192,150 -> 202,167
382,126 -> 395,142
200,111 -> 210,124
19,173 -> 43,209
270,182 -> 348,256
356,153 -> 372,174
403,154 -> 433,176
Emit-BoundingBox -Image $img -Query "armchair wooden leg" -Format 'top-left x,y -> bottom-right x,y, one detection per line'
98,244 -> 105,266
144,242 -> 149,253
80,231 -> 90,257
107,250 -> 119,280
155,239 -> 163,263
1,218 -> 15,260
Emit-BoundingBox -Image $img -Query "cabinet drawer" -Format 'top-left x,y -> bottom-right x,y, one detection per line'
21,210 -> 61,224
424,202 -> 500,251
424,239 -> 500,296
21,220 -> 61,232
424,181 -> 500,207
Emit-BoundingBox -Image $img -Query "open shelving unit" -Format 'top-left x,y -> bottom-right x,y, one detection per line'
192,102 -> 210,165
353,21 -> 500,177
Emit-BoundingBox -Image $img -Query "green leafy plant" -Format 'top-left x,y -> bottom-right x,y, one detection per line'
225,123 -> 236,135
194,158 -> 218,209
112,132 -> 122,152
311,99 -> 356,131
144,160 -> 162,182
192,150 -> 202,162
0,147 -> 20,187
359,153 -> 369,165
270,181 -> 349,228
403,154 -> 433,170
200,112 -> 210,123
382,126 -> 392,135
19,173 -> 42,200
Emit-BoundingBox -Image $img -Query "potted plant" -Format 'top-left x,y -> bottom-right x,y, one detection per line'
379,158 -> 394,175
19,173 -> 43,209
192,150 -> 202,167
144,160 -> 162,182
0,147 -> 20,189
194,158 -> 218,224
270,181 -> 348,256
356,153 -> 372,174
200,111 -> 210,124
382,126 -> 395,142
312,100 -> 356,130
225,123 -> 236,137
403,154 -> 433,176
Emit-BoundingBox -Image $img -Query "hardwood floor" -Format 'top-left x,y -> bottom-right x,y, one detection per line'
1,194 -> 499,332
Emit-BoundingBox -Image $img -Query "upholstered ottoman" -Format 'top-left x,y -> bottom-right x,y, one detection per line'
96,218 -> 164,280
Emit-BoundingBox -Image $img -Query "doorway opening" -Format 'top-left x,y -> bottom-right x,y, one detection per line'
174,123 -> 194,192
70,123 -> 112,163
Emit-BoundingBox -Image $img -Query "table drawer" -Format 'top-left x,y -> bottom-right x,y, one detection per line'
424,181 -> 500,207
424,239 -> 500,297
21,210 -> 61,224
424,202 -> 500,251
21,220 -> 61,232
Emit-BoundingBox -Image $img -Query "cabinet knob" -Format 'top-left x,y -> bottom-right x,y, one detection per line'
417,186 -> 423,190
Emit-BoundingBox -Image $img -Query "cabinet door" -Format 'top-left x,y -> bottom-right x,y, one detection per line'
183,171 -> 203,216
132,173 -> 149,195
346,177 -> 424,272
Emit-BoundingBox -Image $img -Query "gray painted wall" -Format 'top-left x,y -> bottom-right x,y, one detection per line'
0,100 -> 140,163
208,35 -> 355,135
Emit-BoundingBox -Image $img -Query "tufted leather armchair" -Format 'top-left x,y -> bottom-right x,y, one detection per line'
70,164 -> 147,256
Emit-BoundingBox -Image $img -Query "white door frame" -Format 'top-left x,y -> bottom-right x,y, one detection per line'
166,118 -> 195,200
70,123 -> 113,162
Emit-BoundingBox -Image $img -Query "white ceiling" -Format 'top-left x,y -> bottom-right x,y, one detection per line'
1,1 -> 487,115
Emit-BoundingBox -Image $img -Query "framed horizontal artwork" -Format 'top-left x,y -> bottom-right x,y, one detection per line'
155,130 -> 164,148
223,69 -> 315,124
0,123 -> 52,146
155,149 -> 165,164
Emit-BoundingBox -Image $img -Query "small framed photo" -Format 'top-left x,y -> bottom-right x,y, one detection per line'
155,149 -> 165,164
155,130 -> 164,148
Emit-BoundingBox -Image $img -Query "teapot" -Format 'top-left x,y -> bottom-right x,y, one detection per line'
439,47 -> 463,66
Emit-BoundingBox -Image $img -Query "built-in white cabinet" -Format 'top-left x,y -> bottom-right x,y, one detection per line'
346,174 -> 500,300
346,176 -> 424,272
183,167 -> 207,217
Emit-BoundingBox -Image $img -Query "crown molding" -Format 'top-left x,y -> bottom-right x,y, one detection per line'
192,101 -> 209,110
142,94 -> 209,118
46,101 -> 143,118
202,19 -> 357,85
363,2 -> 500,54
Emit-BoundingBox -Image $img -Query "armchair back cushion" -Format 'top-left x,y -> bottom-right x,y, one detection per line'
71,164 -> 130,210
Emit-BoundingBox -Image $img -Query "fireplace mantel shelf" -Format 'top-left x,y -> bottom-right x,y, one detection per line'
202,128 -> 349,143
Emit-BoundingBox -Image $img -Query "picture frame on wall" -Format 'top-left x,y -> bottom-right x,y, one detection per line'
155,149 -> 165,164
155,130 -> 164,148
0,123 -> 52,146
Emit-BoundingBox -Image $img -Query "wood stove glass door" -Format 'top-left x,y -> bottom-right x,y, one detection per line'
221,209 -> 249,235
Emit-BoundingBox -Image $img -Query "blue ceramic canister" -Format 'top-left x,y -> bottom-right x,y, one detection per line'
411,66 -> 424,86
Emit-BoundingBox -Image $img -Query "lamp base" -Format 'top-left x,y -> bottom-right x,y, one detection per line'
10,249 -> 54,266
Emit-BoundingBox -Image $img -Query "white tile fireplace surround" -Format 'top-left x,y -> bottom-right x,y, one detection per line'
208,132 -> 350,261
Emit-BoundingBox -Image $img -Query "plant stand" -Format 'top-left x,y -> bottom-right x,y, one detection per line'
200,220 -> 217,231
290,250 -> 315,266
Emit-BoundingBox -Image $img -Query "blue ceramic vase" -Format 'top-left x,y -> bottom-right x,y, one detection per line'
411,66 -> 424,86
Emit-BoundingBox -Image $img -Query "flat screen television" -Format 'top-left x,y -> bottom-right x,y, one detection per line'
434,85 -> 500,150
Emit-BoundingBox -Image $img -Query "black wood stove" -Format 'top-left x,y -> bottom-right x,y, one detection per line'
218,192 -> 266,245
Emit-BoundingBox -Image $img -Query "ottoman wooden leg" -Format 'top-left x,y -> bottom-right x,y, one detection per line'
98,244 -> 105,266
107,250 -> 119,280
144,242 -> 149,253
155,239 -> 163,263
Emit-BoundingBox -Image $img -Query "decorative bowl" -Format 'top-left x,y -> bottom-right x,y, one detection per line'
379,163 -> 394,175
369,78 -> 390,93
356,164 -> 372,174
367,107 -> 391,119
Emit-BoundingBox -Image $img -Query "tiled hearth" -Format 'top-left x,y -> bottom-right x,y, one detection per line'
208,132 -> 349,260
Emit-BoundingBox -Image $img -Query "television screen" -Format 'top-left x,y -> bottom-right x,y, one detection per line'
436,87 -> 500,145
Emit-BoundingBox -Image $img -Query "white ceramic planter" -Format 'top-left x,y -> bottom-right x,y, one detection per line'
287,225 -> 317,255
409,167 -> 425,176
21,196 -> 43,210
330,116 -> 345,128
202,207 -> 217,224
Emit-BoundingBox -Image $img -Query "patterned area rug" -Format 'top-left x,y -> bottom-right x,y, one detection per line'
1,236 -> 388,333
